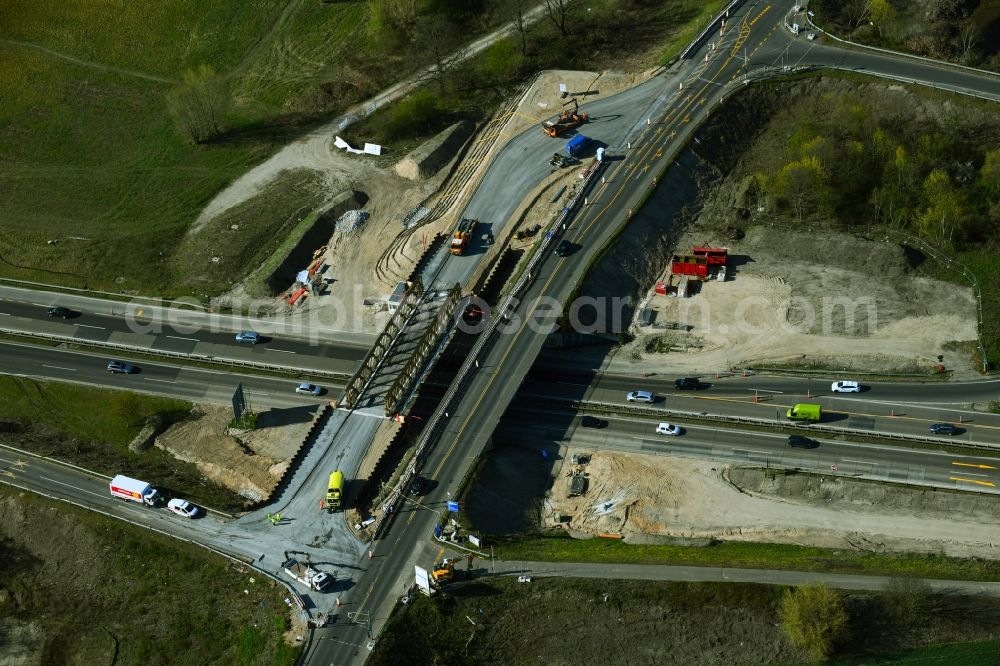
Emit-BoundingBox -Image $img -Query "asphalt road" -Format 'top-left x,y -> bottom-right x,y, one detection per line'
0,340 -> 341,409
500,407 -> 1000,493
0,285 -> 370,375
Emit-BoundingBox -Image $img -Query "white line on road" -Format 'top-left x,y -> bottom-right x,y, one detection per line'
145,378 -> 176,384
39,475 -> 106,499
166,335 -> 199,342
951,471 -> 989,477
0,312 -> 9,316
76,324 -> 106,330
42,364 -> 76,372
266,349 -> 296,354
843,459 -> 875,465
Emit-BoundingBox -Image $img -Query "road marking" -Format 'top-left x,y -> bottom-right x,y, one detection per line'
0,312 -> 10,316
167,335 -> 199,342
76,324 -> 105,330
145,378 -> 175,384
952,462 -> 997,470
42,364 -> 76,372
843,459 -> 875,465
39,475 -> 107,498
950,471 -> 989,477
949,476 -> 996,488
266,349 -> 296,354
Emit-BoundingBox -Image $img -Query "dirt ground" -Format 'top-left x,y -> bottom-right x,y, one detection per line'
207,70 -> 645,332
614,226 -> 980,377
547,450 -> 1000,560
155,403 -> 321,504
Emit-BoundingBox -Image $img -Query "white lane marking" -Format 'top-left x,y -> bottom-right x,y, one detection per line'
167,335 -> 199,342
0,312 -> 10,316
42,364 -> 76,372
951,471 -> 989,477
266,349 -> 296,354
39,475 -> 107,499
76,324 -> 105,330
748,388 -> 783,394
843,459 -> 875,465
145,378 -> 176,384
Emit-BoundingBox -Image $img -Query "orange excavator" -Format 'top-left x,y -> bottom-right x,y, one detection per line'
542,98 -> 588,138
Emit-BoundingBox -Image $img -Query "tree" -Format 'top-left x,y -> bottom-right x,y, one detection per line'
981,148 -> 1000,192
957,20 -> 981,62
776,155 -> 828,221
843,0 -> 871,31
780,583 -> 849,660
867,0 -> 896,39
917,168 -> 964,240
545,0 -> 581,38
510,0 -> 529,56
412,14 -> 461,96
367,0 -> 421,48
166,65 -> 229,143
882,578 -> 931,628
482,38 -> 523,83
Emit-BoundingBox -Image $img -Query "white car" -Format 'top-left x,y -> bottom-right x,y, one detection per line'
295,383 -> 323,396
656,422 -> 682,436
167,498 -> 199,518
806,32 -> 816,40
517,575 -> 532,583
626,390 -> 655,403
831,381 -> 861,393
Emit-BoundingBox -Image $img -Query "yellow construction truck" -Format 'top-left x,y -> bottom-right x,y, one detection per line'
326,470 -> 344,511
542,98 -> 588,138
450,217 -> 478,255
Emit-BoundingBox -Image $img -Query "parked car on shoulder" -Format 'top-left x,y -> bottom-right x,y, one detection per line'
929,422 -> 959,435
167,498 -> 200,518
517,575 -> 532,583
106,360 -> 136,374
626,390 -> 655,403
295,383 -> 323,396
831,380 -> 861,393
656,422 -> 682,436
234,331 -> 260,344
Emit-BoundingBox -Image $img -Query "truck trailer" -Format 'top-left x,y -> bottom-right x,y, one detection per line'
326,470 -> 344,511
786,403 -> 821,423
109,474 -> 161,506
282,558 -> 332,592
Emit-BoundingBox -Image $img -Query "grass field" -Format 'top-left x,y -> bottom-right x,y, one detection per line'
833,639 -> 1000,665
493,533 -> 1000,582
0,375 -> 246,510
0,485 -> 298,665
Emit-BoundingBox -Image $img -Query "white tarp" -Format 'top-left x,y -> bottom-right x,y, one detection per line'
296,270 -> 310,284
363,143 -> 382,156
333,135 -> 350,149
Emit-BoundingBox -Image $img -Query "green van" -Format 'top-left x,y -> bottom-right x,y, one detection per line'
786,403 -> 821,423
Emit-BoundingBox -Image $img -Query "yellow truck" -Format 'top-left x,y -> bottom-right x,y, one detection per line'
449,217 -> 477,255
326,470 -> 344,511
786,403 -> 821,423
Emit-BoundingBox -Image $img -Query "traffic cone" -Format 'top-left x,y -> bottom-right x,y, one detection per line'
336,597 -> 342,607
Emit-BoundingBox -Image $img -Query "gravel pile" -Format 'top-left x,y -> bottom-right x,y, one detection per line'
337,210 -> 369,233
402,206 -> 431,229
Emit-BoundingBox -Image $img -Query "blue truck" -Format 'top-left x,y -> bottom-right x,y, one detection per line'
565,134 -> 590,157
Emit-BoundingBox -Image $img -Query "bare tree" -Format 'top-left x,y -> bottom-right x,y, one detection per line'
510,0 -> 529,56
957,20 -> 981,61
545,0 -> 580,38
413,14 -> 461,96
843,0 -> 870,31
167,65 -> 229,143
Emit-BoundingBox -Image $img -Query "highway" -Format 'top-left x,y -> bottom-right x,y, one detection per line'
499,407 -> 1000,493
0,340 -> 341,409
0,285 -> 370,376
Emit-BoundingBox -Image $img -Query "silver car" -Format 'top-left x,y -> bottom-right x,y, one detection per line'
626,390 -> 655,403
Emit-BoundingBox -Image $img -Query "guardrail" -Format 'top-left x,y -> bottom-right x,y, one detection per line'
680,0 -> 745,60
0,325 -> 350,381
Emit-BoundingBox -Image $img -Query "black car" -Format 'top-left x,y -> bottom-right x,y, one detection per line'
581,416 -> 607,429
554,240 -> 574,257
788,435 -> 818,449
929,423 -> 959,435
106,360 -> 136,374
409,476 -> 425,496
47,306 -> 74,318
674,377 -> 701,390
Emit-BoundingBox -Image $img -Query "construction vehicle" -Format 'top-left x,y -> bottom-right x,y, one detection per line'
450,217 -> 478,255
430,559 -> 456,587
282,558 -> 332,592
542,98 -> 588,138
326,470 -> 344,511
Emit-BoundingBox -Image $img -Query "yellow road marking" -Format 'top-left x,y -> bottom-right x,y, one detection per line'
950,476 -> 996,488
952,462 -> 997,470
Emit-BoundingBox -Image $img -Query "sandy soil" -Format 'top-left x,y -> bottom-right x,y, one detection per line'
208,70 -> 645,333
614,227 -> 979,377
155,404 -> 321,504
549,451 -> 1000,560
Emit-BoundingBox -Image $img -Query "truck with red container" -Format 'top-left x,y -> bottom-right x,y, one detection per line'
109,474 -> 162,507
670,255 -> 709,279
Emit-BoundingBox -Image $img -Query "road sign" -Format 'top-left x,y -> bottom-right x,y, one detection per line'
831,464 -> 838,472
447,501 -> 459,513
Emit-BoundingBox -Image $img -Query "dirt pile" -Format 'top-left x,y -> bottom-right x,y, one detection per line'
548,451 -> 1000,559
